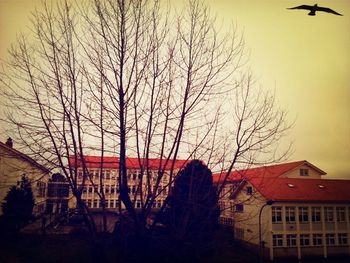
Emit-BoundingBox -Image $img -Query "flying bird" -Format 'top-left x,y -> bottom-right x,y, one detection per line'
287,4 -> 343,16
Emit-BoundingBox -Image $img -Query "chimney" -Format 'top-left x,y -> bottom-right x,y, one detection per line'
5,137 -> 13,148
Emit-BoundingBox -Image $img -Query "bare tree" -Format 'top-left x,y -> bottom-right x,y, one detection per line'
0,0 -> 290,240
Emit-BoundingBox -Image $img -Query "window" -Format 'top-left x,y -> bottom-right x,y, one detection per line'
111,170 -> 116,179
324,207 -> 334,222
299,207 -> 309,222
336,207 -> 346,222
312,207 -> 321,222
132,186 -> 136,194
88,186 -> 93,193
93,200 -> 97,208
136,200 -> 141,208
220,217 -> 234,226
338,233 -> 348,245
37,181 -> 46,197
285,207 -> 295,223
87,200 -> 92,208
273,234 -> 283,247
219,201 -> 225,211
235,228 -> 244,239
105,170 -> 110,180
300,234 -> 310,246
286,234 -> 297,247
313,234 -> 323,246
326,233 -> 335,245
235,204 -> 244,212
246,186 -> 253,195
272,207 -> 282,223
300,168 -> 309,176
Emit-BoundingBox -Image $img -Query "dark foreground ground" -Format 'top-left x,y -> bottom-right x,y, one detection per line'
0,228 -> 349,263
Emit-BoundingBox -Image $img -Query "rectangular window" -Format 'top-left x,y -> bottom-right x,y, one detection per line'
326,234 -> 335,246
136,200 -> 141,208
273,234 -> 283,247
286,234 -> 297,247
338,233 -> 348,245
300,234 -> 310,246
285,207 -> 296,223
93,200 -> 97,208
336,207 -> 346,222
246,186 -> 253,195
299,207 -> 309,222
313,234 -> 323,246
235,228 -> 244,239
37,181 -> 46,197
220,217 -> 234,227
300,168 -> 309,176
272,207 -> 282,223
324,207 -> 334,222
312,207 -> 321,222
235,204 -> 244,213
219,201 -> 225,211
105,170 -> 110,180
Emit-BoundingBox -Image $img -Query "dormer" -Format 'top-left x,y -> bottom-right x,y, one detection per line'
281,161 -> 326,179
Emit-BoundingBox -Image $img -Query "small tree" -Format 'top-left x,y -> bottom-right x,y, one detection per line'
165,160 -> 219,241
1,175 -> 35,233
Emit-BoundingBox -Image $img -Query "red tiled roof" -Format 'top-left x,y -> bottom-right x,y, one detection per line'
69,156 -> 188,170
213,160 -> 349,202
248,177 -> 350,202
212,160 -> 325,183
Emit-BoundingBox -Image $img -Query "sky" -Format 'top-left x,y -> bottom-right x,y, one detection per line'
0,0 -> 349,179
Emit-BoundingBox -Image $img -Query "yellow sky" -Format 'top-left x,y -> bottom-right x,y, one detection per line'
0,0 -> 349,178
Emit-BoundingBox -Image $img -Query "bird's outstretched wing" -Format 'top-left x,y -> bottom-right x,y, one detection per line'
317,6 -> 343,16
287,5 -> 313,11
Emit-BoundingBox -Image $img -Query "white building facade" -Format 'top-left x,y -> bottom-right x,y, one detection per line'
0,138 -> 50,215
215,160 -> 350,260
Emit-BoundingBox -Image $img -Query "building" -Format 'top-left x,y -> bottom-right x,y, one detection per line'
214,160 -> 350,260
46,173 -> 71,214
69,156 -> 188,210
0,138 -> 50,215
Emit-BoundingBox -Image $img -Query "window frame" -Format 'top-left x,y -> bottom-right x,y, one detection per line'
300,234 -> 310,247
313,234 -> 323,246
285,207 -> 296,223
286,234 -> 297,247
311,207 -> 321,222
324,207 -> 334,222
235,204 -> 244,213
300,168 -> 309,176
326,233 -> 335,246
298,207 -> 309,223
336,207 -> 346,222
272,207 -> 282,223
338,233 -> 348,245
273,234 -> 284,247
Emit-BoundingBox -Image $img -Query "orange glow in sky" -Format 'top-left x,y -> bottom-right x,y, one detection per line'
0,0 -> 349,178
